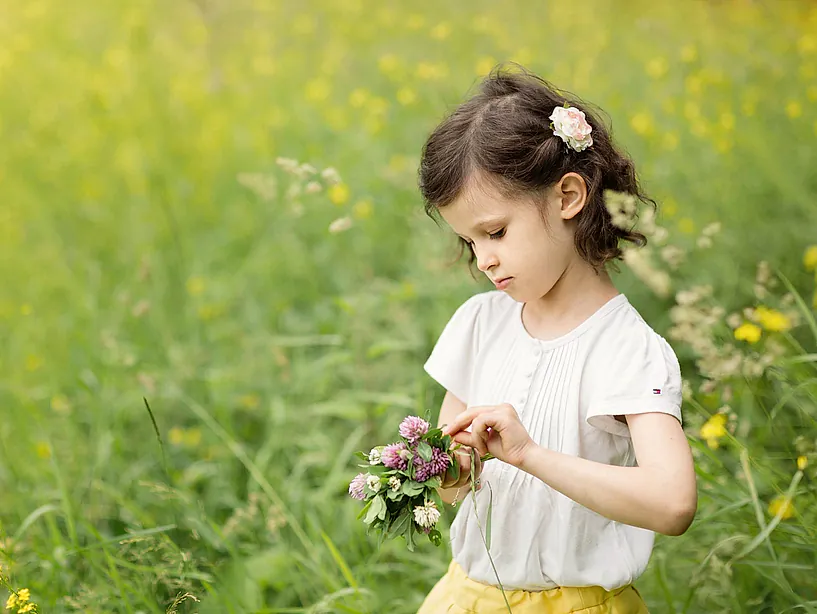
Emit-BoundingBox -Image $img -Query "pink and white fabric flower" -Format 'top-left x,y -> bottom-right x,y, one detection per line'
549,105 -> 594,152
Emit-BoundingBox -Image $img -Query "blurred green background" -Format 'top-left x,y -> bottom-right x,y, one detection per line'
1,0 -> 816,612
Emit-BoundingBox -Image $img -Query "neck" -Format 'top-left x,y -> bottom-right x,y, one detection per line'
525,260 -> 619,325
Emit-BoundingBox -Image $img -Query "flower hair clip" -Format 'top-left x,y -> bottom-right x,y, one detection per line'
549,103 -> 593,152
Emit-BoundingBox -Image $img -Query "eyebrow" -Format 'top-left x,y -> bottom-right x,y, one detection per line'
455,216 -> 507,240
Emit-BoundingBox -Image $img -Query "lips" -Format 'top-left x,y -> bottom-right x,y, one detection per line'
493,277 -> 513,289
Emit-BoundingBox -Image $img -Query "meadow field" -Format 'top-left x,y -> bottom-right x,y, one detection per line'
1,0 -> 817,612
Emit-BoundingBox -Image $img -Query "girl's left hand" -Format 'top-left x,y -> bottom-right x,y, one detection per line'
442,403 -> 536,468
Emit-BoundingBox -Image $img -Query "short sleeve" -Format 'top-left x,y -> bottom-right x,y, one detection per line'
586,329 -> 683,437
423,294 -> 484,405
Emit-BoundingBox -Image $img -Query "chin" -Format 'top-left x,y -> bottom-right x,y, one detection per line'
503,286 -> 525,302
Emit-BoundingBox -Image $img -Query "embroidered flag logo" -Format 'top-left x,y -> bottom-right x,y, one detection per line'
652,388 -> 662,395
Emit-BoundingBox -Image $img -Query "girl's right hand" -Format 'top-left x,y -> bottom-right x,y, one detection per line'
441,446 -> 483,491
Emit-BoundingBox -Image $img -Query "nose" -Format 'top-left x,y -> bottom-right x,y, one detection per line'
474,244 -> 498,273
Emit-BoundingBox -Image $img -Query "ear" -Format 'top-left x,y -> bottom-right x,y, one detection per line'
555,172 -> 588,220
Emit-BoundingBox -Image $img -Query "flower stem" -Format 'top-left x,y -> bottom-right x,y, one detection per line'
468,448 -> 512,613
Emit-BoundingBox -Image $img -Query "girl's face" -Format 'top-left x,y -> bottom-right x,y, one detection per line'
439,174 -> 586,304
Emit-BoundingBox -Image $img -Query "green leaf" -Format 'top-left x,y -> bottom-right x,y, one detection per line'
376,497 -> 388,521
406,520 -> 416,552
429,489 -> 443,510
354,451 -> 368,461
485,483 -> 494,551
425,428 -> 443,440
364,496 -> 385,525
417,441 -> 433,462
424,476 -> 442,489
388,508 -> 412,538
400,480 -> 425,497
357,498 -> 373,521
401,480 -> 425,497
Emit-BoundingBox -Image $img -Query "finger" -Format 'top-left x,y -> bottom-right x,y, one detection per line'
442,406 -> 490,436
452,431 -> 480,449
472,415 -> 496,457
442,412 -> 475,437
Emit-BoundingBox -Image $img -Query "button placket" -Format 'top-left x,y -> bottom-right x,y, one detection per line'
516,343 -> 541,409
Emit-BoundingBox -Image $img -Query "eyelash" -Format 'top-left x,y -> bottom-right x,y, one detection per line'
464,228 -> 506,247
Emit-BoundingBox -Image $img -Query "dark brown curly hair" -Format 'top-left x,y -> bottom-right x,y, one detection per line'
418,63 -> 654,273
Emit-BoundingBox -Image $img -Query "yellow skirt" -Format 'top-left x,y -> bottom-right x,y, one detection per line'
417,559 -> 649,614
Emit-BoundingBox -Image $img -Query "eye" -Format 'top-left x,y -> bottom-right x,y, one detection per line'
489,228 -> 506,240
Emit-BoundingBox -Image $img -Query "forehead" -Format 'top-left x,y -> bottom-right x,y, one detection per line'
440,178 -> 517,232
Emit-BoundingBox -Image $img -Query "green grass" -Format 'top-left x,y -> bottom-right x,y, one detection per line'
1,0 -> 816,611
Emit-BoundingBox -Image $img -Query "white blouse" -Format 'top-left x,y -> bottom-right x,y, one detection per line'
423,291 -> 683,591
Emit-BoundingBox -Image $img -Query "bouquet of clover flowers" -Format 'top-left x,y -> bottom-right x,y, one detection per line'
348,414 -> 492,552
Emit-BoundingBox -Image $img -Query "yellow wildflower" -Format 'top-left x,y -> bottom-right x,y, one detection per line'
6,593 -> 17,609
680,44 -> 697,63
186,277 -> 205,296
798,34 -> 817,54
406,14 -> 425,30
169,427 -> 201,448
24,355 -> 43,372
239,394 -> 260,410
797,456 -> 808,471
184,428 -> 202,447
645,57 -> 668,79
630,112 -> 654,136
197,304 -> 224,321
35,442 -> 51,459
685,74 -> 704,96
353,199 -> 374,220
18,604 -> 35,613
803,245 -> 817,271
476,56 -> 497,76
719,112 -> 735,131
700,414 -> 727,449
348,88 -> 369,108
754,306 -> 792,332
50,394 -> 71,414
169,427 -> 185,446
293,14 -> 315,36
430,22 -> 451,40
396,87 -> 416,106
678,218 -> 695,234
768,495 -> 794,520
662,132 -> 679,151
785,101 -> 802,119
305,78 -> 330,103
16,588 -> 30,603
734,322 -> 761,344
367,96 -> 389,116
328,183 -> 350,206
377,54 -> 399,76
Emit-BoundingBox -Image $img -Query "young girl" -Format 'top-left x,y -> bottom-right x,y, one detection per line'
416,65 -> 697,613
